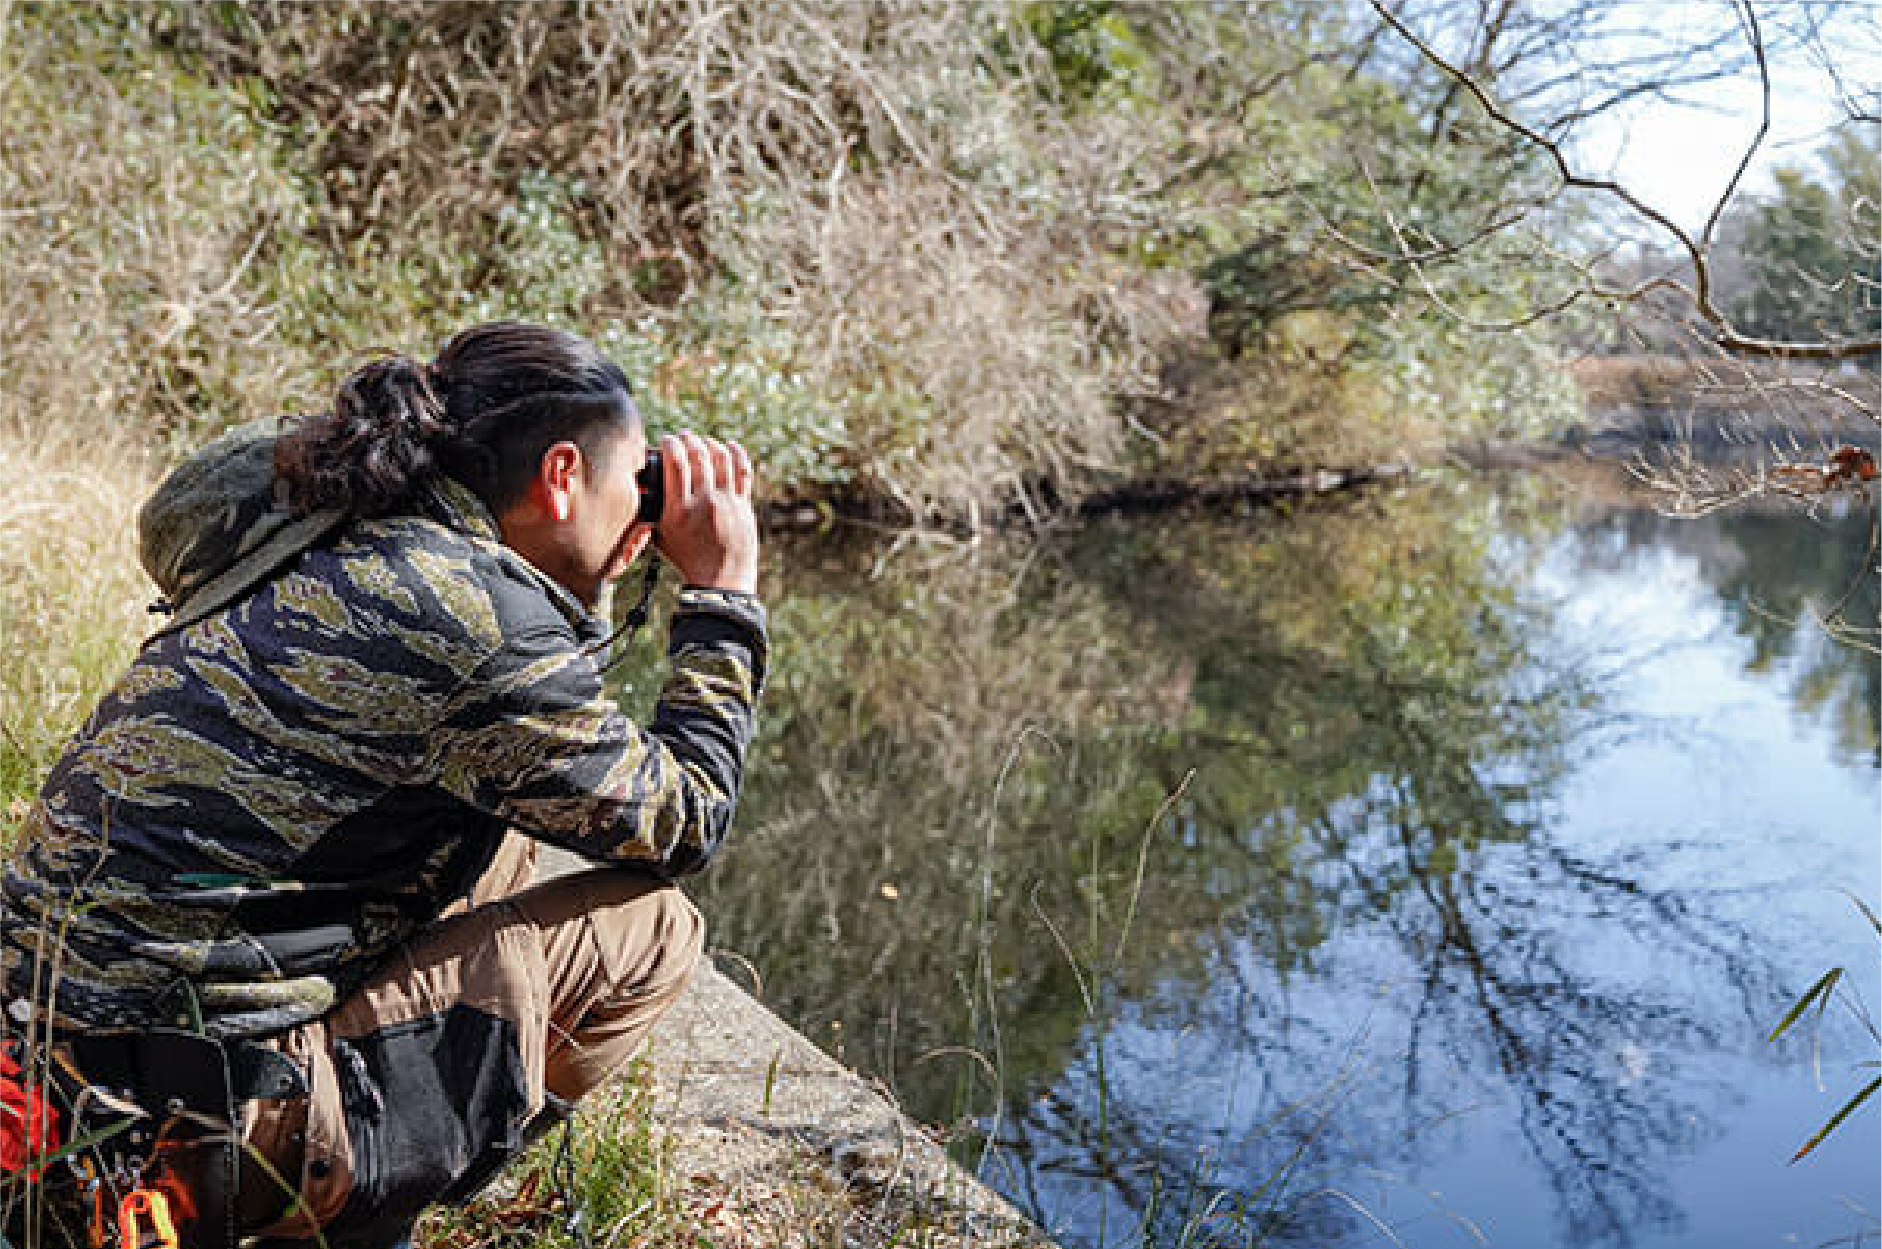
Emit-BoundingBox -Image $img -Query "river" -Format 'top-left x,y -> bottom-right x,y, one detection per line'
634,458 -> 1880,1249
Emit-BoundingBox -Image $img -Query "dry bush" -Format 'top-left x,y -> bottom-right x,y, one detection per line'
166,1 -> 1201,520
742,164 -> 1186,521
0,6 -> 305,443
1567,353 -> 1807,412
1147,319 -> 1418,478
635,5 -> 1198,518
6,2 -> 1572,524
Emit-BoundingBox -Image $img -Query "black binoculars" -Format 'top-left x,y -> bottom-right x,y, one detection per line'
635,450 -> 664,526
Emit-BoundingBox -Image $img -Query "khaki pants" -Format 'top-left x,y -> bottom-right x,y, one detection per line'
240,836 -> 702,1244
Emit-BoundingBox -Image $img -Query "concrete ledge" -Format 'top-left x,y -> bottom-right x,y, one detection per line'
639,958 -> 1055,1248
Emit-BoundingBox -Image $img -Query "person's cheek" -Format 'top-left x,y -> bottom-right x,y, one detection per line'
605,523 -> 651,580
605,530 -> 633,580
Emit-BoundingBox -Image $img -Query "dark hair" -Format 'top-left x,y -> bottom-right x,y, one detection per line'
275,322 -> 638,519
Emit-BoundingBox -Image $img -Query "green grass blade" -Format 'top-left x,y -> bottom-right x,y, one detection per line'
1769,967 -> 1844,1042
0,1114 -> 135,1194
1790,1075 -> 1882,1163
1839,889 -> 1882,940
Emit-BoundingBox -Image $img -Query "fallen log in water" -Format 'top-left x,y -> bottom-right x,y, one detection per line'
1075,463 -> 1414,518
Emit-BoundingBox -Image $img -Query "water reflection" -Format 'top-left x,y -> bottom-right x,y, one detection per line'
631,470 -> 1878,1248
1576,501 -> 1878,767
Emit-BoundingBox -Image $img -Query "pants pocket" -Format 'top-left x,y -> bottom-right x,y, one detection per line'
327,1005 -> 531,1248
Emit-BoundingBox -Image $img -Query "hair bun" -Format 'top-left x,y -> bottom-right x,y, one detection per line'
275,353 -> 452,517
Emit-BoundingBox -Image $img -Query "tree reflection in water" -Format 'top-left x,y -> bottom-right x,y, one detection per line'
623,473 -> 1875,1249
1575,499 -> 1878,767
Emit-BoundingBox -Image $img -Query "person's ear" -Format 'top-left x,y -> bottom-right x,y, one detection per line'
534,442 -> 583,523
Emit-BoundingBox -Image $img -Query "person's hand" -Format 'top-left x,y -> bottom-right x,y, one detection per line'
651,431 -> 759,596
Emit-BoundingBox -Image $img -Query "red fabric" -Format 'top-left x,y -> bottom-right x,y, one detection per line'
0,1045 -> 62,1175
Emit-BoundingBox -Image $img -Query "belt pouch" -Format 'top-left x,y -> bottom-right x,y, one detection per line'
67,1030 -> 239,1249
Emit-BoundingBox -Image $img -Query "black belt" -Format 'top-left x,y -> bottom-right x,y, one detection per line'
63,1030 -> 307,1111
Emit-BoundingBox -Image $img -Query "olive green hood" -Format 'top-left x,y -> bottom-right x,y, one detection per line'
136,421 -> 346,638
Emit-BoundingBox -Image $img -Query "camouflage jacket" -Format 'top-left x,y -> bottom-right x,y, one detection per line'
0,478 -> 766,1039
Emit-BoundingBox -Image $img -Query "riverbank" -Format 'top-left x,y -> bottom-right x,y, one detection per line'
1566,354 -> 1876,448
634,960 -> 1053,1249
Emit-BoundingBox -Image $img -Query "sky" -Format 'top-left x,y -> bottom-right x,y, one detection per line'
1558,1 -> 1879,238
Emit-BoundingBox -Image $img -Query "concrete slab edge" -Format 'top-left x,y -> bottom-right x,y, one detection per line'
638,958 -> 1060,1248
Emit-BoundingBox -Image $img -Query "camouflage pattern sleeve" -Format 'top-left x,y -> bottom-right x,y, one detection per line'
429,587 -> 767,874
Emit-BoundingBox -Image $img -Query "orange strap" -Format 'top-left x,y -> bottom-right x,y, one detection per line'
117,1189 -> 180,1249
90,1183 -> 109,1249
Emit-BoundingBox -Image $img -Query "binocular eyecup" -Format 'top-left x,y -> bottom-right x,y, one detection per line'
636,450 -> 664,526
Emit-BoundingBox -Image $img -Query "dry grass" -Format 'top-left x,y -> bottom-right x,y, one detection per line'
0,422 -> 157,818
1569,352 -> 1879,417
0,7 -> 296,821
1567,354 -> 1780,411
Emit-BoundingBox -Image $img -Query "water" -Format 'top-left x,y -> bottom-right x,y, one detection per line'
668,463 -> 1879,1249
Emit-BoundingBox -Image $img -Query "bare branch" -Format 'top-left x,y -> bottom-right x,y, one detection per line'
1368,0 -> 1882,361
1699,1 -> 1769,251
